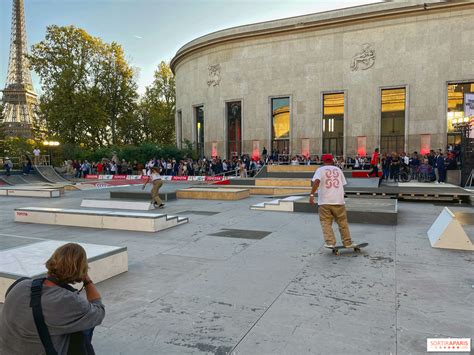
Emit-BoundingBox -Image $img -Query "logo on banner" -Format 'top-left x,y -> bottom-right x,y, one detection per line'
172,176 -> 188,181
427,338 -> 470,352
205,176 -> 224,181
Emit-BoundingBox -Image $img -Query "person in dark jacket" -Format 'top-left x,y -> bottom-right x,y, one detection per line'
435,152 -> 447,183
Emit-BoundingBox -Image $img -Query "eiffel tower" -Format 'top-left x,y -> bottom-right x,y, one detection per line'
1,0 -> 38,140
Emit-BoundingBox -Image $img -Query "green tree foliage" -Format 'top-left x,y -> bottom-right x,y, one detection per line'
139,61 -> 176,145
28,25 -> 139,148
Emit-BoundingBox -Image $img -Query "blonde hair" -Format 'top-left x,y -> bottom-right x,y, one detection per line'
45,243 -> 88,283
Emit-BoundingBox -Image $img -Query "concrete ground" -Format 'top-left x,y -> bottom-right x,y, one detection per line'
0,182 -> 473,354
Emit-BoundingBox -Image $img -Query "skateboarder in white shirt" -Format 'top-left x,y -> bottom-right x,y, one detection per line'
309,154 -> 355,248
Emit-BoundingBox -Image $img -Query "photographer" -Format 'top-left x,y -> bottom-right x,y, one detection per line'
0,243 -> 105,354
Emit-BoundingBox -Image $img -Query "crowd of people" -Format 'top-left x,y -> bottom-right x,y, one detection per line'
57,145 -> 460,185
362,148 -> 458,183
68,155 -> 265,178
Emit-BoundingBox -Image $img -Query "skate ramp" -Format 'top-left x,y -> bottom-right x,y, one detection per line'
34,165 -> 71,183
427,207 -> 474,251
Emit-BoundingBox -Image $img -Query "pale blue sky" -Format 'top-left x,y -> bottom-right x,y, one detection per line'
1,0 -> 380,94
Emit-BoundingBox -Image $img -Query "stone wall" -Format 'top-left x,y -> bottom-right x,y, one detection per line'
174,4 -> 474,157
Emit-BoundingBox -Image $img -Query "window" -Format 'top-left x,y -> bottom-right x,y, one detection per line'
322,93 -> 344,156
194,106 -> 204,158
177,110 -> 182,149
381,88 -> 406,154
271,97 -> 290,156
447,82 -> 474,146
226,101 -> 242,159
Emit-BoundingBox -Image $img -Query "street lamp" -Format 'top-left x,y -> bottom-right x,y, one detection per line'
43,141 -> 60,166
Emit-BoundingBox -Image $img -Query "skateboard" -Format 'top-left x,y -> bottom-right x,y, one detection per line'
325,243 -> 368,256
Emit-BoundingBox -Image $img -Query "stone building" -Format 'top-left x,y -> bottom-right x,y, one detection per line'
171,0 -> 474,159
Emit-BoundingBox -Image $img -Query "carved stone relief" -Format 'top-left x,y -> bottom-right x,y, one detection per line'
350,43 -> 375,71
207,64 -> 221,86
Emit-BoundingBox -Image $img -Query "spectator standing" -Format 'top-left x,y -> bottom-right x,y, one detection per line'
435,152 -> 446,184
3,157 -> 13,176
381,153 -> 390,180
97,161 -> 104,175
110,161 -> 117,175
33,147 -> 41,165
409,152 -> 420,180
367,148 -> 380,177
22,155 -> 32,175
390,153 -> 401,182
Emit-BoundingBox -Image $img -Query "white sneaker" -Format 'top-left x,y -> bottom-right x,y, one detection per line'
344,243 -> 357,248
324,243 -> 335,248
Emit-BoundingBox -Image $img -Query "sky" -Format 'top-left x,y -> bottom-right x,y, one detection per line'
1,0 -> 381,95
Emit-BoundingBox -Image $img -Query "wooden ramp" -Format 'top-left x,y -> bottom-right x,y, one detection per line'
177,188 -> 249,200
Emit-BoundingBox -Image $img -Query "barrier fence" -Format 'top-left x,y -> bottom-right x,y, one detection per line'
84,174 -> 231,182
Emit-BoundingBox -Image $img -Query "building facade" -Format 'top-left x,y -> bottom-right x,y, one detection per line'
171,1 -> 474,159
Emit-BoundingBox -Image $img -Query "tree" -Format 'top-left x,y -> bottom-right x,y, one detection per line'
28,25 -> 139,148
139,61 -> 176,145
96,42 -> 139,145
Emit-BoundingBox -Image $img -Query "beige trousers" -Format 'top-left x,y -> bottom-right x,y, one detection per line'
319,204 -> 352,246
151,180 -> 163,205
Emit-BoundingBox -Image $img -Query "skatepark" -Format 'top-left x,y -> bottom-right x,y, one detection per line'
0,164 -> 473,354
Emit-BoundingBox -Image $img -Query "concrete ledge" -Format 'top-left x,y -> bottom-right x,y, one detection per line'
81,199 -> 152,210
218,185 -> 311,196
252,197 -> 397,225
14,207 -> 189,232
0,187 -> 61,198
0,240 -> 128,303
177,188 -> 250,200
110,191 -> 176,201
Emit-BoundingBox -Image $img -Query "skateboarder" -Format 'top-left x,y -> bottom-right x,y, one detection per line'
142,167 -> 165,208
309,154 -> 355,248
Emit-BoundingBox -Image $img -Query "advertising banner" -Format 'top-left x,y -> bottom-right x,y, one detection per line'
84,174 -> 229,182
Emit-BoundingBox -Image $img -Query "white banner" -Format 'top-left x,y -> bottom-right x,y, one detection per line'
464,93 -> 474,118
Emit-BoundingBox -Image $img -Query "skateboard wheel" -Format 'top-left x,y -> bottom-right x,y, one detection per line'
354,248 -> 361,253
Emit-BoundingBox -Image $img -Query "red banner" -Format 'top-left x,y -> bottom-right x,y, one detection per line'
85,174 -> 98,179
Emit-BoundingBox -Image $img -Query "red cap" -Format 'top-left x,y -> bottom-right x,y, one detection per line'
322,154 -> 334,163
